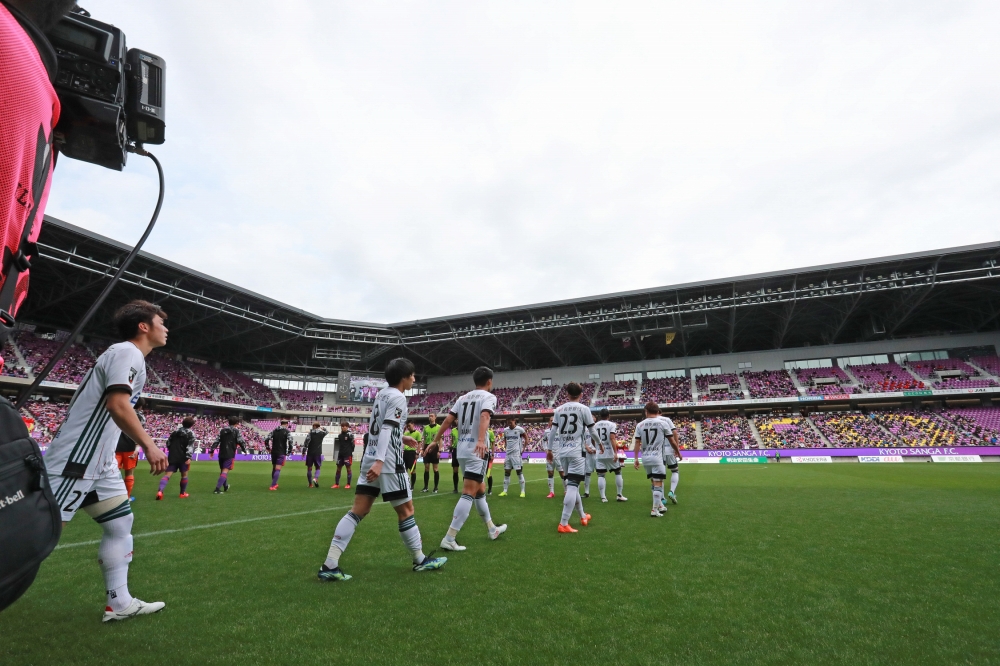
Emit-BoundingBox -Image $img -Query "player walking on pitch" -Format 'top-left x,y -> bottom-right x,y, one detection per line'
593,408 -> 627,502
157,416 -> 197,499
435,366 -> 508,551
634,402 -> 681,517
420,413 -> 442,492
303,422 -> 327,487
210,416 -> 247,494
657,413 -> 680,509
332,421 -> 354,488
543,420 -> 560,498
318,358 -> 447,581
499,418 -> 527,497
44,300 -> 169,622
551,383 -> 599,533
265,418 -> 292,490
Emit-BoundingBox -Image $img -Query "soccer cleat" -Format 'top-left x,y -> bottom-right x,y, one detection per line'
583,493 -> 590,498
668,491 -> 678,504
213,488 -> 222,494
617,495 -> 628,502
581,515 -> 590,526
155,491 -> 163,501
179,493 -> 189,498
546,492 -> 555,499
519,492 -> 525,498
489,524 -> 508,540
102,598 -> 165,623
557,523 -> 578,533
344,484 -> 351,489
224,483 -> 230,492
439,537 -> 466,552
650,510 -> 664,518
317,565 -> 352,582
413,555 -> 448,572
433,489 -> 439,494
601,497 -> 608,503
331,484 -> 339,489
269,485 -> 278,491
129,496 -> 135,502
421,488 -> 428,493
498,491 -> 507,497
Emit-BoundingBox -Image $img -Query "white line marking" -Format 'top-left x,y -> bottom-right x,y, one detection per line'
54,477 -> 552,550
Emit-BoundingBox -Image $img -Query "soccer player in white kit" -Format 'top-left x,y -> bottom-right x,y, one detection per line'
44,301 -> 169,622
551,383 -> 599,533
318,358 -> 447,581
499,418 -> 527,497
436,366 -> 508,551
543,419 -> 562,498
657,413 -> 681,509
593,408 -> 627,502
633,402 -> 681,517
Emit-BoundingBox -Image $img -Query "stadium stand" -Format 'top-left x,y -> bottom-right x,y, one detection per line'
939,407 -> 1000,444
408,391 -> 459,414
517,385 -> 560,410
15,332 -> 97,384
641,377 -> 692,403
907,358 -> 980,379
671,417 -> 697,450
1,338 -> 28,377
594,380 -> 638,407
189,363 -> 257,405
553,382 -> 597,407
970,356 -> 1000,377
492,387 -> 526,412
794,366 -> 856,396
278,389 -> 325,411
809,412 -> 895,447
701,415 -> 755,449
224,372 -> 278,407
22,400 -> 68,444
696,373 -> 743,401
145,352 -> 213,400
755,414 -> 825,448
743,370 -> 798,399
849,363 -> 925,392
871,410 -> 977,447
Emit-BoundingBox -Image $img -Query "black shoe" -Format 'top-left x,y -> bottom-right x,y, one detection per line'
214,488 -> 222,494
583,493 -> 590,498
224,483 -> 230,492
421,488 -> 429,493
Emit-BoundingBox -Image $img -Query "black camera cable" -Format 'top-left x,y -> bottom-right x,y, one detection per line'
15,148 -> 164,410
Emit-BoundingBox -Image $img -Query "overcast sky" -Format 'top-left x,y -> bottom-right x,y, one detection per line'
46,1 -> 1000,323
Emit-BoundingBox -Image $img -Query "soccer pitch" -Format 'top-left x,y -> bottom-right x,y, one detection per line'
3,462 -> 999,665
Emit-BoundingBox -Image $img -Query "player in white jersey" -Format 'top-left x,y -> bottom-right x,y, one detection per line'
435,366 -> 508,551
633,402 -> 681,517
499,418 -> 527,497
593,408 -> 627,502
543,420 -> 562,498
45,301 -> 169,622
550,383 -> 599,533
318,358 -> 447,581
657,414 -> 680,508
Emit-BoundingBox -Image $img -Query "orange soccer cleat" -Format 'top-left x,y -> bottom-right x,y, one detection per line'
581,514 -> 591,526
344,484 -> 351,489
557,523 -> 578,534
178,493 -> 190,498
546,492 -> 555,498
331,484 -> 339,489
269,485 -> 278,491
155,491 -> 163,501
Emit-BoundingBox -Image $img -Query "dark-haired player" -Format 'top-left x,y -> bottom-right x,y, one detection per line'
593,408 -> 626,502
115,398 -> 146,501
317,358 -> 447,581
303,422 -> 327,487
44,300 -> 169,622
499,418 -> 526,497
332,421 -> 354,489
436,366 -> 507,551
420,413 -> 441,493
634,402 -> 681,517
210,415 -> 247,494
543,419 -> 559,498
551,383 -> 599,533
265,418 -> 292,490
157,416 -> 197,499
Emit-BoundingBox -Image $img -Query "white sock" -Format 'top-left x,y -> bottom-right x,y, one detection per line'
325,511 -> 362,568
597,475 -> 607,500
447,494 -> 474,538
561,475 -> 567,492
560,485 -> 576,525
576,486 -> 586,518
615,473 -> 624,496
398,516 -> 425,564
503,475 -> 510,492
670,471 -> 679,494
652,487 -> 663,510
584,474 -> 591,495
96,506 -> 134,612
547,476 -> 554,493
475,493 -> 496,530
518,473 -> 525,493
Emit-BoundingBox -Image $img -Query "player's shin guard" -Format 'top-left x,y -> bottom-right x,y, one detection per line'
180,477 -> 188,494
487,475 -> 493,494
547,474 -> 555,493
95,501 -> 135,612
335,466 -> 342,485
584,473 -> 591,495
670,471 -> 679,494
447,494 -> 474,538
314,468 -> 321,482
615,470 -> 624,496
271,469 -> 281,486
575,486 -> 586,519
124,476 -> 134,497
398,515 -> 425,564
433,470 -> 439,490
474,492 -> 495,530
560,486 -> 577,525
518,470 -> 525,493
158,476 -> 169,493
503,472 -> 510,493
597,474 -> 607,500
325,511 -> 363,569
216,470 -> 228,491
423,469 -> 430,490
652,486 -> 663,510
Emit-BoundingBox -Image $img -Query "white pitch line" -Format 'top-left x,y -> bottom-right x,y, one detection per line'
54,476 -> 553,550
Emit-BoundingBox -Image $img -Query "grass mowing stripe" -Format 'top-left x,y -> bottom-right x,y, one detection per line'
54,477 -> 551,549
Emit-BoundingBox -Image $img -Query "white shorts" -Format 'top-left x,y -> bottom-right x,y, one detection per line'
663,453 -> 678,470
559,455 -> 586,480
643,460 -> 667,480
584,453 -> 597,474
504,455 -> 523,471
50,472 -> 127,523
546,455 -> 562,473
596,458 -> 621,473
459,456 -> 488,482
355,456 -> 412,504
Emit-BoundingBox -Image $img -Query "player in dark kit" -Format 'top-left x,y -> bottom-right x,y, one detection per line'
209,416 -> 247,494
421,413 -> 442,493
450,426 -> 460,492
115,399 -> 146,501
157,416 -> 197,499
332,422 -> 354,488
265,418 -> 292,490
303,422 -> 327,487
404,422 -> 419,489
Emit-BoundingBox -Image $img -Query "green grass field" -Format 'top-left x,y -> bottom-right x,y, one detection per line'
3,461 -> 1000,665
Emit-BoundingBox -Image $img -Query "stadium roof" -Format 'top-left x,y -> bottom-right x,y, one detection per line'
23,216 -> 1000,378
